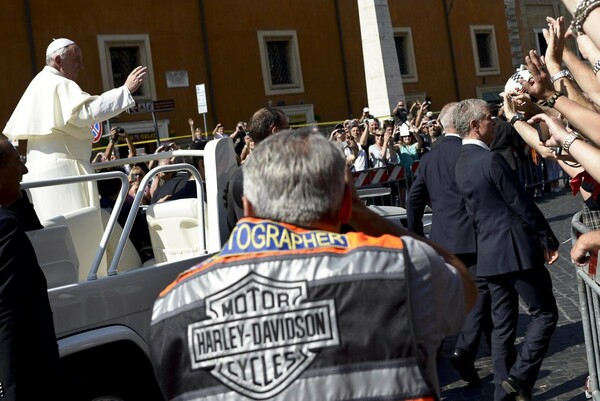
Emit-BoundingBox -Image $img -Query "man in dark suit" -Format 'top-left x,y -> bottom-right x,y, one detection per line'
0,139 -> 61,400
407,102 -> 491,385
454,99 -> 559,401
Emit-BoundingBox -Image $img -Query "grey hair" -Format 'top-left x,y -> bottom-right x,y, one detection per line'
45,45 -> 71,66
243,129 -> 346,226
453,99 -> 489,138
438,102 -> 458,131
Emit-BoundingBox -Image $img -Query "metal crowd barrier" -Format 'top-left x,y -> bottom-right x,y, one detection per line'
571,211 -> 599,400
521,156 -> 569,193
352,161 -> 419,206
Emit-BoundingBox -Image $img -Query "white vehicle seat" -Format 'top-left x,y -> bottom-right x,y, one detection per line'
43,206 -> 108,281
145,198 -> 207,264
27,225 -> 79,288
99,209 -> 142,273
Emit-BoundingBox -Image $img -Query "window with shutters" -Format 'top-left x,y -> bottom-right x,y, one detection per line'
393,27 -> 418,83
470,25 -> 500,76
97,34 -> 156,100
257,31 -> 304,95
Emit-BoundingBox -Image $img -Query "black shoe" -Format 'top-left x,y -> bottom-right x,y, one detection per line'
502,376 -> 530,401
449,348 -> 480,385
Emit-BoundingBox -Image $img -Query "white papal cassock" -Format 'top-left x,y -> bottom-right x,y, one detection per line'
3,65 -> 135,222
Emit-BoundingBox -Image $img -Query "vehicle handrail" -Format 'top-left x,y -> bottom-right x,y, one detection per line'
93,149 -> 204,171
22,171 -> 129,280
107,163 -> 206,275
24,146 -> 220,278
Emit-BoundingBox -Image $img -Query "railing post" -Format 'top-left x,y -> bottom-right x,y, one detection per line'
572,212 -> 600,400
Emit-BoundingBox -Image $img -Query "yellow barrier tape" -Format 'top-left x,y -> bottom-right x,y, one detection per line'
92,114 -> 439,152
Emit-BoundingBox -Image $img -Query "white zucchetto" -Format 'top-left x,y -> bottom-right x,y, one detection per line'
45,38 -> 75,57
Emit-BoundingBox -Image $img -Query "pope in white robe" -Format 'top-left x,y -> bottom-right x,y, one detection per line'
3,38 -> 147,222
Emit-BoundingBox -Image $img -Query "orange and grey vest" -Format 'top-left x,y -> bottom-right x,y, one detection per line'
150,218 -> 436,401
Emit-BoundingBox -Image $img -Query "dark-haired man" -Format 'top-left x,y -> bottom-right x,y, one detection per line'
225,107 -> 289,230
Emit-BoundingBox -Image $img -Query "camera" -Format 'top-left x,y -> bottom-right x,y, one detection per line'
116,127 -> 125,134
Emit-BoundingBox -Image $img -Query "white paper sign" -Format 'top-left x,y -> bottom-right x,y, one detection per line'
196,84 -> 208,114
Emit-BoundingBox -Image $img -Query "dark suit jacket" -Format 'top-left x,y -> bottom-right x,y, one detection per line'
225,166 -> 244,232
455,144 -> 559,276
407,135 -> 476,254
0,208 -> 60,399
5,190 -> 43,231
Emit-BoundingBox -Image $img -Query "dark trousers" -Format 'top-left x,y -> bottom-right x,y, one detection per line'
487,267 -> 558,401
455,253 -> 492,356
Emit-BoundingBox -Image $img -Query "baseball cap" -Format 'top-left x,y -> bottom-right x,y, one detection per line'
363,107 -> 369,113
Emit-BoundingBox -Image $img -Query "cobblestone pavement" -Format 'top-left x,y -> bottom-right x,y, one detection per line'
439,187 -> 590,400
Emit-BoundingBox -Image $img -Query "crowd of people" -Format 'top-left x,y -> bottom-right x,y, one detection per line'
4,1 -> 600,400
330,100 -> 569,206
328,100 -> 433,173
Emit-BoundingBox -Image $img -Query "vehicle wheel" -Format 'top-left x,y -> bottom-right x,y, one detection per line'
62,341 -> 164,401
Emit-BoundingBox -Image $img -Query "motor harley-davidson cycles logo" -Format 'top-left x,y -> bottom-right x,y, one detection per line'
187,272 -> 340,399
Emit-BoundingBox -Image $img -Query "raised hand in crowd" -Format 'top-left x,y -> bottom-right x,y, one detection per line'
188,118 -> 203,140
329,128 -> 339,141
560,0 -> 600,51
147,142 -> 177,170
543,16 -> 596,109
91,152 -> 107,163
105,127 -> 137,163
240,136 -> 254,164
574,32 -> 600,65
522,49 -> 600,147
212,123 -> 225,138
230,123 -> 246,141
572,33 -> 600,107
542,16 -> 566,74
539,15 -> 600,109
414,100 -> 429,129
502,92 -> 557,160
520,50 -> 556,102
505,91 -> 544,117
529,112 -> 600,183
529,113 -> 573,148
